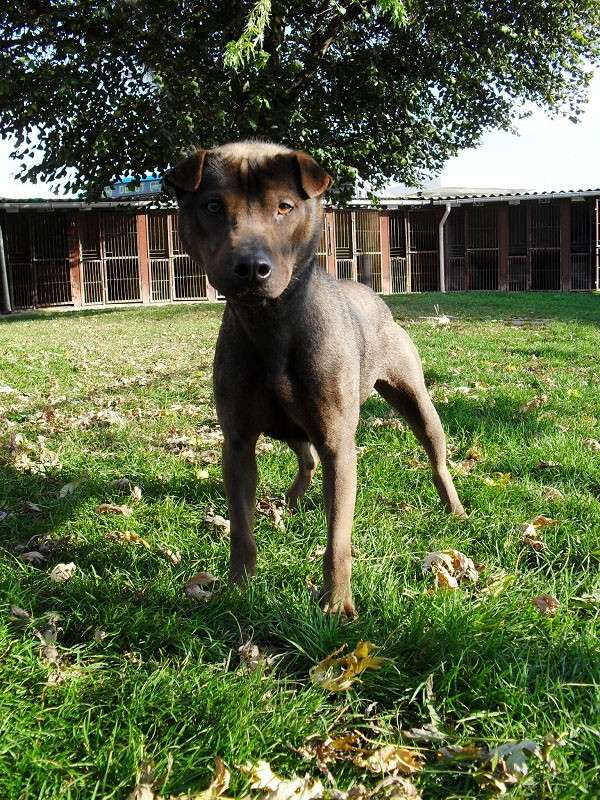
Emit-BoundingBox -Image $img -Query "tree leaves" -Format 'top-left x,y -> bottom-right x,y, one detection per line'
1,1 -> 598,196
310,642 -> 390,692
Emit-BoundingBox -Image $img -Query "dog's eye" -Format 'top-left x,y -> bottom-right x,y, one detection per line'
278,202 -> 294,215
205,200 -> 223,215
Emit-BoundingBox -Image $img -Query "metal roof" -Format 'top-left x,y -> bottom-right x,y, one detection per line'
1,186 -> 600,211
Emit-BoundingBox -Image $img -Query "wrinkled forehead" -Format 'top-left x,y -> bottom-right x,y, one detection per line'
201,153 -> 301,198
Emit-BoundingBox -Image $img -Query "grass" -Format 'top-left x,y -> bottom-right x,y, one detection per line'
0,291 -> 599,799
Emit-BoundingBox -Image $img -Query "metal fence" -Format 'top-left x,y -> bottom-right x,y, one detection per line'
1,199 -> 598,311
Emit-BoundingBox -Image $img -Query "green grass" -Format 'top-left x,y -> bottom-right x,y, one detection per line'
1,292 -> 599,799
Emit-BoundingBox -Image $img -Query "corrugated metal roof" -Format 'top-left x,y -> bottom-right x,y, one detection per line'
1,186 -> 599,211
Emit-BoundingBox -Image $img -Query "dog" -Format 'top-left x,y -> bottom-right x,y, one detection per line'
166,141 -> 465,617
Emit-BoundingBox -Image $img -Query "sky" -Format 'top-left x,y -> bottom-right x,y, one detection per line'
1,70 -> 599,198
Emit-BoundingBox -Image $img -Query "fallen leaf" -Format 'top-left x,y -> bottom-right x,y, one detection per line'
256,496 -> 286,531
583,438 -> 600,453
520,523 -> 546,551
353,745 -> 424,776
534,460 -> 559,470
156,544 -> 182,565
59,480 -> 82,498
542,486 -> 564,502
422,549 -> 478,591
452,458 -> 478,477
310,641 -> 389,692
184,571 -> 217,602
532,594 -> 560,616
481,472 -> 511,488
182,757 -> 231,800
240,760 -> 323,800
519,394 -> 548,413
49,562 -> 77,582
108,531 -> 151,548
204,510 -> 230,533
130,485 -> 143,503
129,762 -> 156,800
238,641 -> 278,672
368,775 -> 422,800
571,591 -> 600,612
24,501 -> 43,513
96,503 -> 133,517
20,550 -> 48,565
195,468 -> 210,480
9,605 -> 30,623
94,629 -> 107,642
530,515 -> 558,528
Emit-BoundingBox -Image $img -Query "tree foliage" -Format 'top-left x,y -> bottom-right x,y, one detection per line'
1,0 -> 599,197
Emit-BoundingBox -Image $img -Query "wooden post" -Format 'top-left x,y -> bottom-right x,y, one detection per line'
525,204 -> 532,290
560,199 -> 571,291
136,213 -> 151,304
404,211 -> 412,293
67,214 -> 83,307
498,204 -> 509,292
379,210 -> 391,294
325,208 -> 337,277
463,206 -> 470,291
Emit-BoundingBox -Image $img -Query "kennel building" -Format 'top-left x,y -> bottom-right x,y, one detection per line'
0,188 -> 598,311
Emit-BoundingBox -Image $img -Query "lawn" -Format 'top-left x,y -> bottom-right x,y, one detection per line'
1,292 -> 599,799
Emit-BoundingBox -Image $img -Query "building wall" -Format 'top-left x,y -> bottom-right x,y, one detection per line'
1,200 -> 598,311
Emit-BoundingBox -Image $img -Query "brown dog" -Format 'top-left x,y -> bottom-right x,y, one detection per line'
166,141 -> 464,617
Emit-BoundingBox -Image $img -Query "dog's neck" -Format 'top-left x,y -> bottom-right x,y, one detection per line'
225,258 -> 319,360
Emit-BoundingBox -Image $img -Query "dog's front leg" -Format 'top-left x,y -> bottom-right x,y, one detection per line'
222,434 -> 259,584
318,435 -> 358,618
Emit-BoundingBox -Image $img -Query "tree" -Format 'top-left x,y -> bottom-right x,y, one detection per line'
1,0 -> 598,198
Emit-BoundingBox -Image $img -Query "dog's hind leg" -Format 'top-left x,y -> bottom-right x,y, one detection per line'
376,327 -> 465,517
285,439 -> 319,510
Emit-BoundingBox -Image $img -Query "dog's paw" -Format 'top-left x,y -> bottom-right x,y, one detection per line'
321,594 -> 357,620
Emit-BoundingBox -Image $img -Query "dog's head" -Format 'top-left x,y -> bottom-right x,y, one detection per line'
164,141 -> 331,301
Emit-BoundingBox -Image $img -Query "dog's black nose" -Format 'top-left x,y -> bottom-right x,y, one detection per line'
234,257 -> 272,284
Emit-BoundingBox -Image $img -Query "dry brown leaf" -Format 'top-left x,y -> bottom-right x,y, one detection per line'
49,562 -> 77,583
96,503 -> 133,517
256,496 -> 286,531
422,549 -> 478,591
369,775 -> 422,800
520,523 -> 546,551
9,605 -> 30,623
481,472 -> 511,488
238,641 -> 278,672
59,480 -> 82,498
530,515 -> 558,528
20,550 -> 48,565
240,760 -> 323,800
184,571 -> 217,602
129,762 -> 156,800
130,485 -> 143,503
157,544 -> 182,565
353,745 -> 424,776
108,531 -> 151,549
532,594 -> 560,616
24,501 -> 43,513
310,641 -> 389,692
519,394 -> 548,414
542,486 -> 564,502
170,756 -> 231,800
583,438 -> 600,453
204,510 -> 230,533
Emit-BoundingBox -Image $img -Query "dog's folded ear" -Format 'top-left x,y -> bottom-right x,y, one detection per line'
295,151 -> 332,198
164,149 -> 207,194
